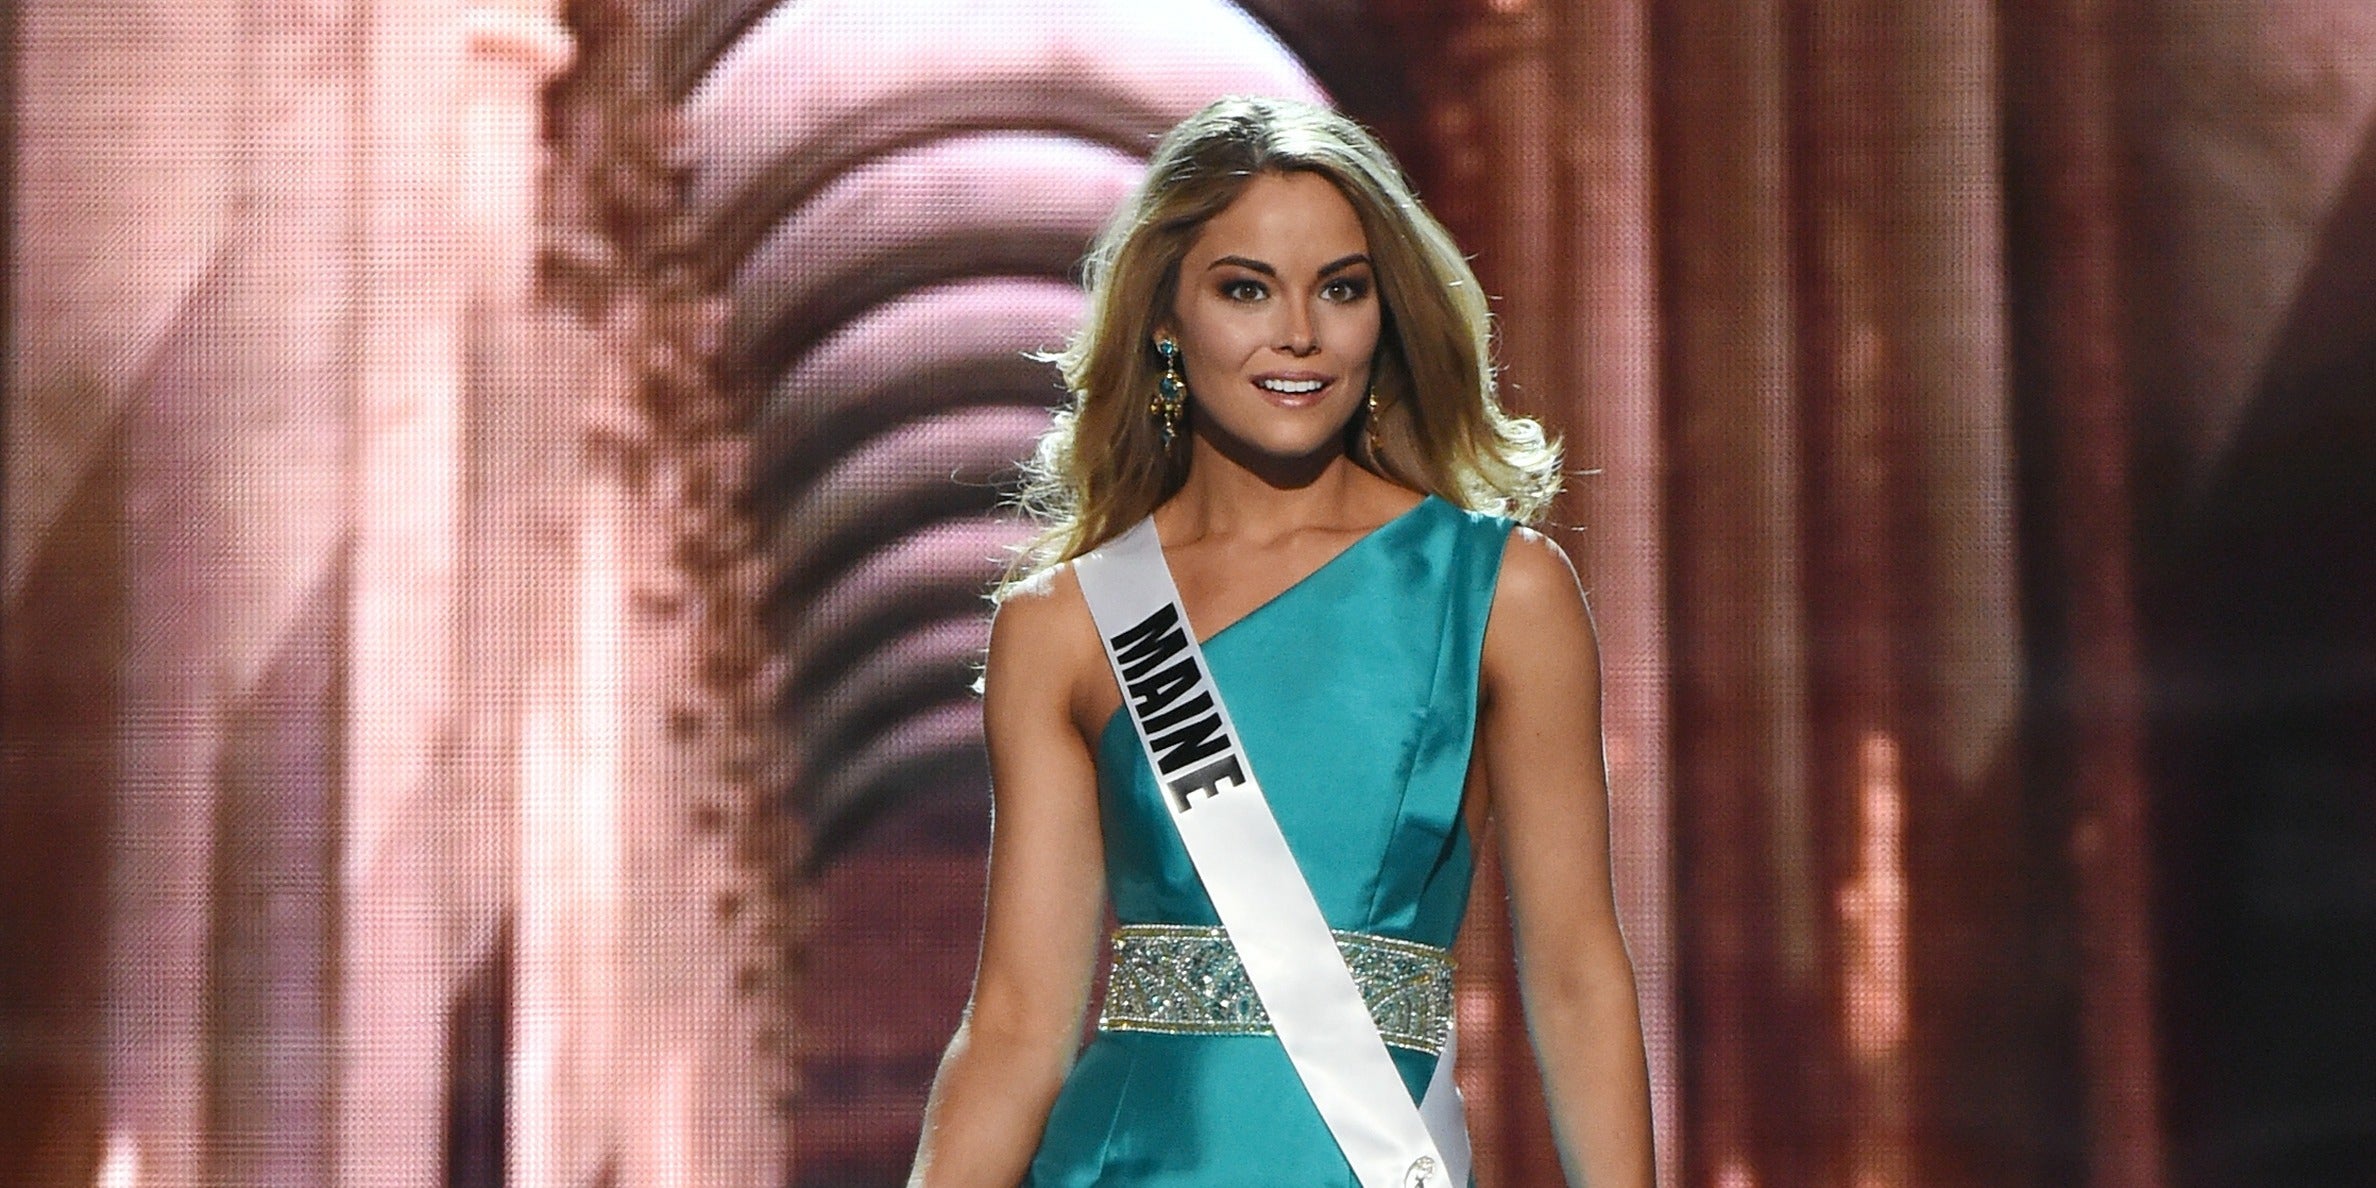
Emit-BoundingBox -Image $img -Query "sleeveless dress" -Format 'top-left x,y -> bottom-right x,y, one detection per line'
1026,493 -> 1515,1186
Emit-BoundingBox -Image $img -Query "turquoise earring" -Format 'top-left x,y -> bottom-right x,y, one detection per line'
1153,339 -> 1186,446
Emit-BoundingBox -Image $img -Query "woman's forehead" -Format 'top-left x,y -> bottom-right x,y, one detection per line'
1184,173 -> 1369,266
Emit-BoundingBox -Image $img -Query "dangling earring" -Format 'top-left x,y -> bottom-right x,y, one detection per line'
1153,339 -> 1187,446
1365,384 -> 1384,457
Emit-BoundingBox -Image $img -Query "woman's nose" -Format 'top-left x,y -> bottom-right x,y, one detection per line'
1276,300 -> 1319,355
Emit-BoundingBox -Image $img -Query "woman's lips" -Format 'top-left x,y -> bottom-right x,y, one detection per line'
1252,374 -> 1333,407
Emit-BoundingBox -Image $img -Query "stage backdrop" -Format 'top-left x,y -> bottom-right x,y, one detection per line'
6,2 -> 2375,1188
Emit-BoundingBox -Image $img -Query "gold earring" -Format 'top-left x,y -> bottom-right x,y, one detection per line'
1154,339 -> 1186,446
1365,384 -> 1383,456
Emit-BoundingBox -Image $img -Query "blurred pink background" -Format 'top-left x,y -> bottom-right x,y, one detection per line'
6,1 -> 2374,1186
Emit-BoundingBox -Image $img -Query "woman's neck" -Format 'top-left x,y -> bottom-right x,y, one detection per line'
1161,447 -> 1399,543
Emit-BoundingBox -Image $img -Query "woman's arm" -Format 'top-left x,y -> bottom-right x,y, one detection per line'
907,571 -> 1111,1188
1478,529 -> 1656,1187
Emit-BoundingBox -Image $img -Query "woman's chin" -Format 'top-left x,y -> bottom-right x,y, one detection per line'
1196,421 -> 1354,469
1196,407 -> 1361,458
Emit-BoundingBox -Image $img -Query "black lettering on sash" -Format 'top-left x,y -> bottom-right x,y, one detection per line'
1140,689 -> 1214,737
1163,753 -> 1245,813
1127,654 -> 1200,720
1149,708 -> 1230,775
1109,603 -> 1188,684
1107,598 -> 1241,813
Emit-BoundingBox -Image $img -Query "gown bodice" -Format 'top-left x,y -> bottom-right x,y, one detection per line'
1026,493 -> 1515,1187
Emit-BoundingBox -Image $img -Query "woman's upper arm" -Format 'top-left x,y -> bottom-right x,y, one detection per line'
966,568 -> 1111,1045
1477,529 -> 1629,984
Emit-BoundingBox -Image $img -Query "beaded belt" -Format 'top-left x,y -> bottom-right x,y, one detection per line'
1097,923 -> 1457,1056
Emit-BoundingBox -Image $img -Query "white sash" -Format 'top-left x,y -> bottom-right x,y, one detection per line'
1073,516 -> 1471,1188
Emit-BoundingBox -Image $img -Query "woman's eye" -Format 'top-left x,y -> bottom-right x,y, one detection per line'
1220,278 -> 1268,302
1322,277 -> 1372,302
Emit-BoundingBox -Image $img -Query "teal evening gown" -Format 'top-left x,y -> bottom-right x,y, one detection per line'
1025,494 -> 1515,1186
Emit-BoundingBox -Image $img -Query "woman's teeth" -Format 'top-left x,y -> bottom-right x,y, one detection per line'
1258,378 -> 1325,394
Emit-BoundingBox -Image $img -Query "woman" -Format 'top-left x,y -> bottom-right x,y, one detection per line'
908,96 -> 1653,1187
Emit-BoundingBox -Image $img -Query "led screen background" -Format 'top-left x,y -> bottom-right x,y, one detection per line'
5,2 -> 2375,1187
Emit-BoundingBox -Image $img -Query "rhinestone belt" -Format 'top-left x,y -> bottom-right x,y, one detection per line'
1097,923 -> 1457,1056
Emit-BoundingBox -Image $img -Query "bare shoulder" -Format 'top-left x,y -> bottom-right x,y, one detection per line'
989,564 -> 1101,674
1492,527 -> 1592,627
986,561 -> 1111,738
1483,527 -> 1601,691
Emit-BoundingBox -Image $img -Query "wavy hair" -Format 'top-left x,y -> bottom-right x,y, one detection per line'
1001,95 -> 1561,593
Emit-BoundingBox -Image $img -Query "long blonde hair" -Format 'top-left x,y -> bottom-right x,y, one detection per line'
1003,95 -> 1560,593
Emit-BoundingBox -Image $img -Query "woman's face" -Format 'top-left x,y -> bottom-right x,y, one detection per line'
1163,170 -> 1381,463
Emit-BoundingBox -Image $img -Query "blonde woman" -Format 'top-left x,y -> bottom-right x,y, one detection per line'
908,96 -> 1653,1187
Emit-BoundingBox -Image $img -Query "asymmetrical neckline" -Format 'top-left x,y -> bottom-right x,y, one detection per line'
1098,494 -> 1443,745
1165,492 -> 1441,648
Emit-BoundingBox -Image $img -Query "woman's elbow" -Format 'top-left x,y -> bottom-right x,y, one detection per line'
956,989 -> 1083,1075
1520,946 -> 1642,1030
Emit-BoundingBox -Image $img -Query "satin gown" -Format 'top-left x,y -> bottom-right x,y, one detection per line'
1025,494 -> 1515,1186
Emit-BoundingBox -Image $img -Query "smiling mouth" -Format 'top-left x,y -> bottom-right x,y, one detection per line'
1256,377 -> 1328,395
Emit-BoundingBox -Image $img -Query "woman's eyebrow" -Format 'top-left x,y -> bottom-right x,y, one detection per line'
1203,252 -> 1373,277
1206,254 -> 1277,276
